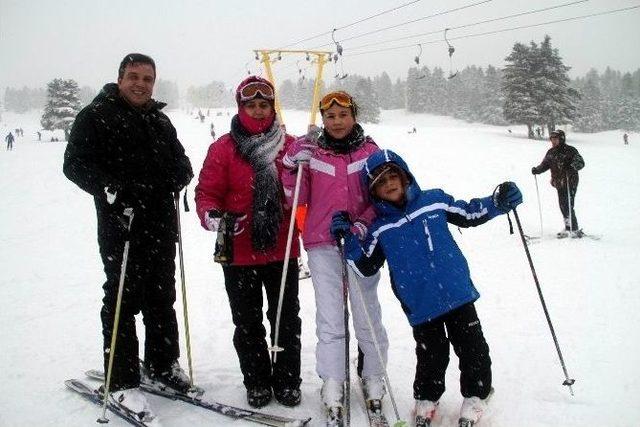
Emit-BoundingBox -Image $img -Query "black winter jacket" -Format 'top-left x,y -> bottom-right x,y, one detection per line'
63,83 -> 193,232
532,142 -> 584,189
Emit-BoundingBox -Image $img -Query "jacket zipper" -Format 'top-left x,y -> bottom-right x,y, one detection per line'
422,219 -> 434,252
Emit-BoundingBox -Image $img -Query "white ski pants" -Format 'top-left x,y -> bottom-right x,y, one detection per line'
308,245 -> 389,381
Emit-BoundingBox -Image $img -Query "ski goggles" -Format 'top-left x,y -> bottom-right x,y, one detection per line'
238,81 -> 275,102
319,91 -> 353,111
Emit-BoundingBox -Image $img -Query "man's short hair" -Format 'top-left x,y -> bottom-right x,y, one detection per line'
118,53 -> 156,79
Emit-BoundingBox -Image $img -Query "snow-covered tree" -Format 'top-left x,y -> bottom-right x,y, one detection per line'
373,72 -> 394,109
154,79 -> 180,107
572,69 -> 604,132
78,86 -> 96,107
353,77 -> 380,123
41,78 -> 81,140
535,35 -> 578,131
503,42 -> 542,138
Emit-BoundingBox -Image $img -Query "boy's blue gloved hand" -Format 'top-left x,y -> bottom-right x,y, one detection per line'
493,181 -> 523,212
330,211 -> 353,240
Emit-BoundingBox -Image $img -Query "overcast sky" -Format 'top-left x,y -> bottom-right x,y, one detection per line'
1,0 -> 639,94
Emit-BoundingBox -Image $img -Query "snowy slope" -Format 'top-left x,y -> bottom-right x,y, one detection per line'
1,109 -> 638,427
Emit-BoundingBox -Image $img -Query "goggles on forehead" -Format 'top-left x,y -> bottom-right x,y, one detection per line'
239,81 -> 275,102
319,91 -> 353,111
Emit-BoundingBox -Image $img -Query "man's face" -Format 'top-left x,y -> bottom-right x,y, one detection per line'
118,63 -> 155,108
550,135 -> 560,147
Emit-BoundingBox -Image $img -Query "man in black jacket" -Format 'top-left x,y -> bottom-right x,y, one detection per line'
531,130 -> 585,238
63,53 -> 193,421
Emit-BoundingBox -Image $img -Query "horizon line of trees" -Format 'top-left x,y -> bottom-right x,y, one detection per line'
5,35 -> 640,132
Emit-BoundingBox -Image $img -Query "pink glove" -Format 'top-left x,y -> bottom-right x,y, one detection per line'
351,221 -> 368,241
283,127 -> 321,169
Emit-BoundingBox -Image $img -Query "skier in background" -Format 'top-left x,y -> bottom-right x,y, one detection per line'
63,53 -> 193,423
531,129 -> 585,238
332,149 -> 522,427
5,132 -> 15,150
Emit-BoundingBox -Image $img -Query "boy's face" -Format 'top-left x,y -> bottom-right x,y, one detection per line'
372,170 -> 405,204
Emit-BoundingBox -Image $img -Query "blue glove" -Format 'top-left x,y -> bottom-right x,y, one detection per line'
330,211 -> 353,241
493,181 -> 523,212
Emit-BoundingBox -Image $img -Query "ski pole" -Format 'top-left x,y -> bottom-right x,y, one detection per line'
269,164 -> 304,362
566,173 -> 573,233
512,208 -> 576,396
349,265 -> 407,427
98,208 -> 134,424
534,175 -> 543,237
337,240 -> 351,426
175,192 -> 195,387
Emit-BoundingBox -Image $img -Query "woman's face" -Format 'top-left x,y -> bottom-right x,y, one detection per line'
321,104 -> 355,139
242,98 -> 273,119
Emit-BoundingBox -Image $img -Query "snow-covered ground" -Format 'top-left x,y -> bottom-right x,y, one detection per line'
1,108 -> 638,427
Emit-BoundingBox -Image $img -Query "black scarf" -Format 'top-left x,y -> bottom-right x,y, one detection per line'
318,123 -> 366,154
230,115 -> 285,251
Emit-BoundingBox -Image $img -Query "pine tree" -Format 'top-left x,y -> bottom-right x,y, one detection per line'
353,77 -> 380,123
535,35 -> 578,131
503,42 -> 541,138
373,72 -> 394,109
41,78 -> 81,141
572,69 -> 603,132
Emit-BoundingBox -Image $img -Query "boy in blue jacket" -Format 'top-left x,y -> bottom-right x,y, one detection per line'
330,149 -> 522,427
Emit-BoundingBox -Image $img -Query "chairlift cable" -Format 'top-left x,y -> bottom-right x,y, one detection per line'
275,0 -> 425,49
344,0 -> 589,52
347,4 -> 640,57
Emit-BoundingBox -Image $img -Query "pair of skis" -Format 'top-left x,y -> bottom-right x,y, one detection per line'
66,369 -> 310,427
524,232 -> 601,245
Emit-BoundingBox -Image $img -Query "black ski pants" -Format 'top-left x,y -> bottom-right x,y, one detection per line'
557,182 -> 579,231
412,302 -> 492,401
98,212 -> 180,391
222,260 -> 301,392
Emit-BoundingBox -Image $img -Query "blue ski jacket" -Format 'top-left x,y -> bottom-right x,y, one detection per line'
346,149 -> 505,326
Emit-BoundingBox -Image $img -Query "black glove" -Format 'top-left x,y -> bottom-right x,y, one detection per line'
330,211 -> 352,240
493,181 -> 523,213
531,167 -> 538,175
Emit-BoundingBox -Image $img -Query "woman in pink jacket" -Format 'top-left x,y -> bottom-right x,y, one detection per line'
195,76 -> 302,409
282,91 -> 389,414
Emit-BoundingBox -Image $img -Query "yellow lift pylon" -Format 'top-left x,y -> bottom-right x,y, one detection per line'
254,49 -> 332,127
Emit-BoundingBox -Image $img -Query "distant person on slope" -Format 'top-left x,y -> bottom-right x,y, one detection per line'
5,132 -> 14,151
531,129 -> 585,238
281,90 -> 389,417
332,149 -> 522,427
194,75 -> 302,409
63,53 -> 194,423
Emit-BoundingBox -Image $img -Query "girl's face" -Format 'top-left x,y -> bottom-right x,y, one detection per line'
372,170 -> 405,204
321,104 -> 355,139
242,98 -> 273,119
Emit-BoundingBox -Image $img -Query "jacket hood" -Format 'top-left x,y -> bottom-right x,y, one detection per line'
96,83 -> 166,111
362,149 -> 421,214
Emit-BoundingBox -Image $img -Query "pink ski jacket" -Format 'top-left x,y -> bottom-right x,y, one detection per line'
282,136 -> 379,250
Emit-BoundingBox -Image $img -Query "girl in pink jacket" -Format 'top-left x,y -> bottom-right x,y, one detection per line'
282,91 -> 389,414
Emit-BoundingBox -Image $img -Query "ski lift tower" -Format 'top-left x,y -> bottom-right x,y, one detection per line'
254,49 -> 332,126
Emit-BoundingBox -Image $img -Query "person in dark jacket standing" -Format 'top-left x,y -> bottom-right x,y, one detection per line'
331,149 -> 523,427
195,76 -> 302,409
5,132 -> 14,150
531,129 -> 585,238
63,53 -> 193,422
